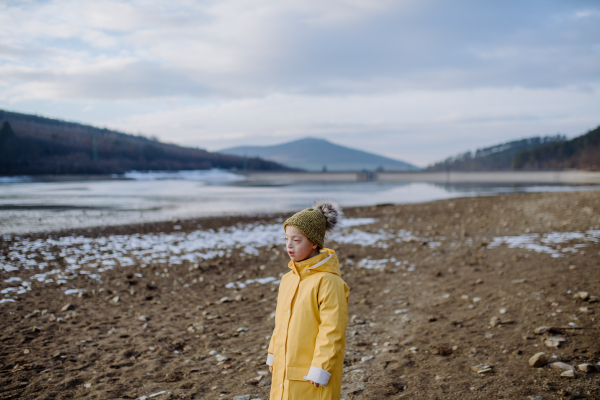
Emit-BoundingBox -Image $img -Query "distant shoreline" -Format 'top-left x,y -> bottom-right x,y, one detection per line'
239,170 -> 600,185
2,169 -> 600,185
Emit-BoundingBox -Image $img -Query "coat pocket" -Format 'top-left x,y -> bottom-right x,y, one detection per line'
287,366 -> 323,400
286,365 -> 310,381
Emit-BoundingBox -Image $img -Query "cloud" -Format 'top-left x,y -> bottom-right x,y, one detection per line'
0,0 -> 599,166
105,84 -> 600,166
1,0 -> 599,101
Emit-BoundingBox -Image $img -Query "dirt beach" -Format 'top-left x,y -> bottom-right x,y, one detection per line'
1,190 -> 599,399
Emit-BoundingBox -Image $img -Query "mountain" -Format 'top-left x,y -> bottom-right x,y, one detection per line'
426,135 -> 566,171
0,109 -> 292,175
512,125 -> 600,171
219,137 -> 419,172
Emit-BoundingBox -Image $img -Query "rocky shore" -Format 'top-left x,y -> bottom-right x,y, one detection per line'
1,190 -> 599,399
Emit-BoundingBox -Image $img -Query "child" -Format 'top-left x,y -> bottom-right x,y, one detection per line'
266,201 -> 349,400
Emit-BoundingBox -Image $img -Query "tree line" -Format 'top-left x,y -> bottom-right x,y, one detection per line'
0,110 -> 293,175
427,126 -> 599,171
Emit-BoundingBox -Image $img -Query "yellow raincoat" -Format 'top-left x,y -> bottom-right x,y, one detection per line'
268,249 -> 349,400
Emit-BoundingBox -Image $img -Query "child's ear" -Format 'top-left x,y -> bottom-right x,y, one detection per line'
312,243 -> 318,250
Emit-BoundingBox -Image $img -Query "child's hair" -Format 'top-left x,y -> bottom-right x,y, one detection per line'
283,200 -> 343,248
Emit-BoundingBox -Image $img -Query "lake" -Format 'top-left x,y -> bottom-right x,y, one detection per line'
1,169 -> 599,235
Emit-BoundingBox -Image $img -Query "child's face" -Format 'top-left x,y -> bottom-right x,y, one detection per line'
285,226 -> 318,262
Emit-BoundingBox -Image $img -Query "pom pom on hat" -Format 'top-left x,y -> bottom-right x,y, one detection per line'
314,200 -> 343,231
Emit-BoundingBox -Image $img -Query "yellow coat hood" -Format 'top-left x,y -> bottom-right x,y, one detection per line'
268,248 -> 349,400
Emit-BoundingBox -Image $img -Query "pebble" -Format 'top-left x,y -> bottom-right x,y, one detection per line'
61,303 -> 74,312
544,340 -> 561,348
84,383 -> 91,388
138,315 -> 149,322
470,364 -> 493,374
528,396 -> 543,400
234,396 -> 251,400
499,308 -> 507,314
549,362 -> 574,371
560,370 -> 577,379
245,376 -> 262,384
235,295 -> 244,302
579,307 -> 593,314
149,391 -> 167,398
577,291 -> 589,301
361,355 -> 374,362
533,326 -> 551,335
528,352 -> 547,368
237,327 -> 249,332
578,364 -> 596,373
220,296 -> 231,303
208,350 -> 218,356
216,354 -> 228,362
23,349 -> 29,354
112,296 -> 120,303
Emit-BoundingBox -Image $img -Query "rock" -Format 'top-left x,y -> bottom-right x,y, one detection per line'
408,347 -> 418,353
579,307 -> 594,314
470,364 -> 493,373
111,296 -> 120,303
23,349 -> 29,354
220,296 -> 231,303
578,364 -> 596,373
549,362 -> 574,371
561,370 -> 577,379
577,291 -> 589,301
215,354 -> 228,362
568,265 -> 577,270
489,316 -> 500,327
84,383 -> 91,388
61,304 -> 74,312
499,308 -> 507,314
245,376 -> 262,384
533,326 -> 551,335
138,315 -> 149,322
208,350 -> 218,356
361,355 -> 374,362
31,326 -> 41,333
512,279 -> 526,284
234,396 -> 252,400
237,327 -> 249,332
529,353 -> 547,368
149,391 -> 167,398
528,396 -> 543,400
544,340 -> 561,348
235,295 -> 244,302
427,316 -> 437,322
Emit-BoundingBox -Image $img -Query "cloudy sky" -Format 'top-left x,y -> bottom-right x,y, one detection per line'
1,0 -> 599,167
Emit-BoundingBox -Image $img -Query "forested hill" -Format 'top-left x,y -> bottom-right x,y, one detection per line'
512,125 -> 600,171
426,135 -> 566,171
0,110 -> 291,175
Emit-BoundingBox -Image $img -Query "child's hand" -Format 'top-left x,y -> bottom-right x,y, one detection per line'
310,381 -> 319,387
269,365 -> 273,373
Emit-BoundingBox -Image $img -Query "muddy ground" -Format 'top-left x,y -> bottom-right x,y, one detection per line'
1,190 -> 599,400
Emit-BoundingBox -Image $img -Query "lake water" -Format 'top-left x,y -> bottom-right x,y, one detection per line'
1,170 -> 599,235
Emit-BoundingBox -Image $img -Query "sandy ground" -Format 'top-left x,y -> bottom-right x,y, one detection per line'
1,190 -> 599,400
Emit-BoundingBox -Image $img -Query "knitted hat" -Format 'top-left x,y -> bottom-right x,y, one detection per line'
283,201 -> 343,248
